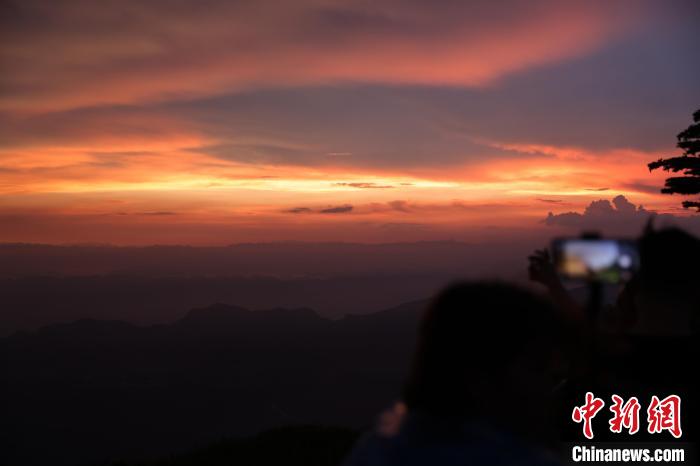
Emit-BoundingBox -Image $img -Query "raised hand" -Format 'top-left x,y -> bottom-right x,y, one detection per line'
528,248 -> 558,288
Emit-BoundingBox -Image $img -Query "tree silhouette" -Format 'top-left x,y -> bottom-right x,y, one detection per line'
648,108 -> 700,211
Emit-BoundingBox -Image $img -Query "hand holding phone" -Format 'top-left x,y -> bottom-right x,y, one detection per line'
551,238 -> 639,283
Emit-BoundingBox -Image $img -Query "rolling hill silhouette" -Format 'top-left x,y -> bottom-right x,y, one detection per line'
0,275 -> 444,337
0,240 -> 534,337
2,300 -> 426,466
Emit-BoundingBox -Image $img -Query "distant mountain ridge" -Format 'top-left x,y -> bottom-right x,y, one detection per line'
14,298 -> 426,336
0,274 -> 448,336
0,241 -> 519,278
0,239 -> 532,336
179,303 -> 325,327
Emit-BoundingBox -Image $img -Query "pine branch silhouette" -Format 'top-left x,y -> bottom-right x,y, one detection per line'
649,108 -> 700,211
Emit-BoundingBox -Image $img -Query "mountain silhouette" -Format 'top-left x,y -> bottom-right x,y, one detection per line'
2,300 -> 426,466
0,240 -> 535,337
177,304 -> 327,331
0,275 -> 446,337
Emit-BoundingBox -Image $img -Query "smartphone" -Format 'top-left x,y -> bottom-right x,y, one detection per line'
551,238 -> 639,283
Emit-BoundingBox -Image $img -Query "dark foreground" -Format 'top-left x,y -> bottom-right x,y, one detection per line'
2,302 -> 421,466
101,426 -> 359,466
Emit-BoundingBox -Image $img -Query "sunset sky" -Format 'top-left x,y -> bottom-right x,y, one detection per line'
1,0 -> 699,244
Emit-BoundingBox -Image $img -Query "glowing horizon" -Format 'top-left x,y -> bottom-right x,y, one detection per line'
1,0 -> 699,244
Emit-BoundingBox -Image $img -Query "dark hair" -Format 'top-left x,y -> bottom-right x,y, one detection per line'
402,282 -> 563,416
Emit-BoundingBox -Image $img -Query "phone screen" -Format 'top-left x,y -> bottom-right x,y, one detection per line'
552,238 -> 639,283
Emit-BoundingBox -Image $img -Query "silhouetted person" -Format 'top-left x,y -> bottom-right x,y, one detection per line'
343,282 -> 568,466
600,227 -> 699,443
529,226 -> 699,443
618,227 -> 699,335
528,226 -> 699,334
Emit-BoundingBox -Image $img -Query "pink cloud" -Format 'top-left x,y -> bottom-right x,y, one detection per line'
0,0 -> 648,113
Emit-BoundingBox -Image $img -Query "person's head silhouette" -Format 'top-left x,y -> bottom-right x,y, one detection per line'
402,282 -> 567,443
617,227 -> 700,336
